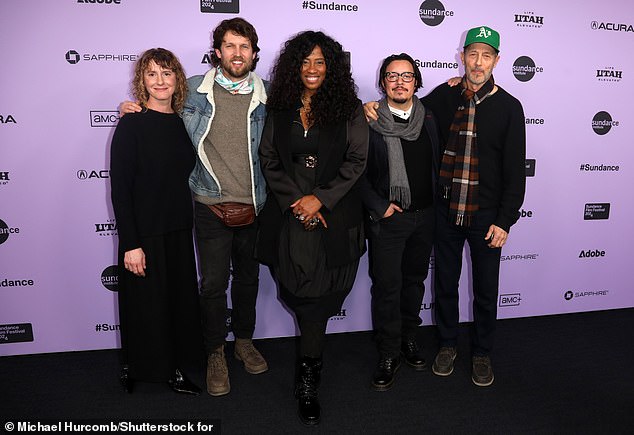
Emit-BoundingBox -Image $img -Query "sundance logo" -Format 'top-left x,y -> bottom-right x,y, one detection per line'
101,265 -> 118,292
418,0 -> 454,27
90,111 -> 119,127
0,323 -> 34,344
415,59 -> 459,69
514,12 -> 544,28
200,0 -> 239,13
592,111 -> 619,135
0,219 -> 20,245
584,203 -> 610,220
513,56 -> 543,82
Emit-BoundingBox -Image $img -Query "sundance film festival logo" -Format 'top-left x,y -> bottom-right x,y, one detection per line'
77,169 -> 110,180
200,0 -> 239,13
95,219 -> 117,237
0,323 -> 34,344
65,49 -> 137,64
0,171 -> 9,186
525,159 -> 536,177
592,111 -> 619,135
415,58 -> 458,70
419,0 -> 454,27
513,56 -> 543,82
584,203 -> 610,220
499,293 -> 522,307
0,219 -> 20,245
514,11 -> 543,28
591,21 -> 634,32
564,289 -> 609,301
90,111 -> 119,127
596,67 -> 622,82
101,265 -> 118,291
330,309 -> 348,320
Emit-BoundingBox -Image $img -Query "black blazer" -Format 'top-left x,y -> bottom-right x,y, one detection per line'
361,104 -> 441,222
256,101 -> 369,268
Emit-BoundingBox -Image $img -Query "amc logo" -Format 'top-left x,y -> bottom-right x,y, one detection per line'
90,111 -> 119,127
499,293 -> 522,307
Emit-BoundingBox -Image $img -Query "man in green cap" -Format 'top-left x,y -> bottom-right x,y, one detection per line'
422,25 -> 526,386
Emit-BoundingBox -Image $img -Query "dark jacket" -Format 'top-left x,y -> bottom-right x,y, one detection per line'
361,104 -> 442,223
256,102 -> 369,268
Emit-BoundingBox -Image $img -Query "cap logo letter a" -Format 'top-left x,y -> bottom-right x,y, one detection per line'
477,27 -> 491,39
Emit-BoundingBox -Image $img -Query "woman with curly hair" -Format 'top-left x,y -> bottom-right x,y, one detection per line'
257,31 -> 368,425
110,48 -> 201,395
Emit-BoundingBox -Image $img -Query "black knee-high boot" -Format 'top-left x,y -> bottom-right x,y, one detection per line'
295,356 -> 322,425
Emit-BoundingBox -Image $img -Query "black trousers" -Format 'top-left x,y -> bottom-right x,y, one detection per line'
194,202 -> 259,354
434,203 -> 502,356
368,207 -> 434,357
118,229 -> 201,382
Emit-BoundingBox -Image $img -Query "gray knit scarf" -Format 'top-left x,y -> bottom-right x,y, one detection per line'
368,98 -> 425,210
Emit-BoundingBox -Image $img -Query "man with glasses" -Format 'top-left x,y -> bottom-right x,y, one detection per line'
361,53 -> 441,391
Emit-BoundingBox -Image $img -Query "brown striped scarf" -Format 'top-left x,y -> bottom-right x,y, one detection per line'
439,75 -> 495,226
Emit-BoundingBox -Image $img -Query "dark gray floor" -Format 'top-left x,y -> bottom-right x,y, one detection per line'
2,308 -> 633,434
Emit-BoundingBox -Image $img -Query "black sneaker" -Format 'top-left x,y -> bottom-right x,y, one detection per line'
471,356 -> 494,387
432,347 -> 457,376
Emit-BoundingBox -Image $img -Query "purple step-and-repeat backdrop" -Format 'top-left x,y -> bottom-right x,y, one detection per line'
1,0 -> 632,356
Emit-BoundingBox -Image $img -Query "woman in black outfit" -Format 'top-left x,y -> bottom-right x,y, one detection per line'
257,31 -> 368,425
110,48 -> 201,395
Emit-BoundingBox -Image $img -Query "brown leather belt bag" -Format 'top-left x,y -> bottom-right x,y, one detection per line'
208,202 -> 255,227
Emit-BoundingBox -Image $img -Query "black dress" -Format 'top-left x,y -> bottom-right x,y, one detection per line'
110,109 -> 201,382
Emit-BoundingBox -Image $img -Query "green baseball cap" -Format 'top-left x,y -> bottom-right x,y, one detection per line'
464,26 -> 500,51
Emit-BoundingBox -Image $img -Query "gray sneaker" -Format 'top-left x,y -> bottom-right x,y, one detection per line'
432,347 -> 457,376
471,355 -> 494,387
206,346 -> 230,396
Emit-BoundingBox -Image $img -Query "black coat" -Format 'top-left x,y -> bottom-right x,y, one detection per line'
256,102 -> 369,268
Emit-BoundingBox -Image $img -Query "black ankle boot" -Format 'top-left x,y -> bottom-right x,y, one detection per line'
168,368 -> 201,395
295,356 -> 322,425
120,365 -> 134,394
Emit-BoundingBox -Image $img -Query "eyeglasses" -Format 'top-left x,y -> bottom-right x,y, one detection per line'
384,71 -> 415,83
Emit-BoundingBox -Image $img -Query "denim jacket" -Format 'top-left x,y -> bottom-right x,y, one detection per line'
182,68 -> 268,213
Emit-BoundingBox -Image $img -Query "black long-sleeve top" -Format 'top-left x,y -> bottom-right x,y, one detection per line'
110,109 -> 196,252
422,83 -> 526,232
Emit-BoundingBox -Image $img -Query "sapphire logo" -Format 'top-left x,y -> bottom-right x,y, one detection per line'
514,11 -> 544,28
501,253 -> 538,262
90,111 -> 119,127
0,219 -> 20,245
584,203 -> 610,220
0,323 -> 34,344
513,56 -> 543,82
499,293 -> 522,307
591,21 -> 634,32
100,265 -> 118,292
596,67 -> 622,83
200,0 -> 239,13
418,0 -> 453,27
564,289 -> 609,300
0,114 -> 17,124
525,159 -> 536,177
66,50 -> 81,64
592,111 -> 619,135
564,291 -> 574,300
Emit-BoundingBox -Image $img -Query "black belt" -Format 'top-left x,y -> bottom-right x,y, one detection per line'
292,154 -> 317,168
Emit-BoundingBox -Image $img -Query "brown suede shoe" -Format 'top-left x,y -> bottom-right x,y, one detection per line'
206,346 -> 230,396
234,338 -> 268,374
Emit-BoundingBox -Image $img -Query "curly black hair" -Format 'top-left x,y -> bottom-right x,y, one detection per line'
267,31 -> 358,126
